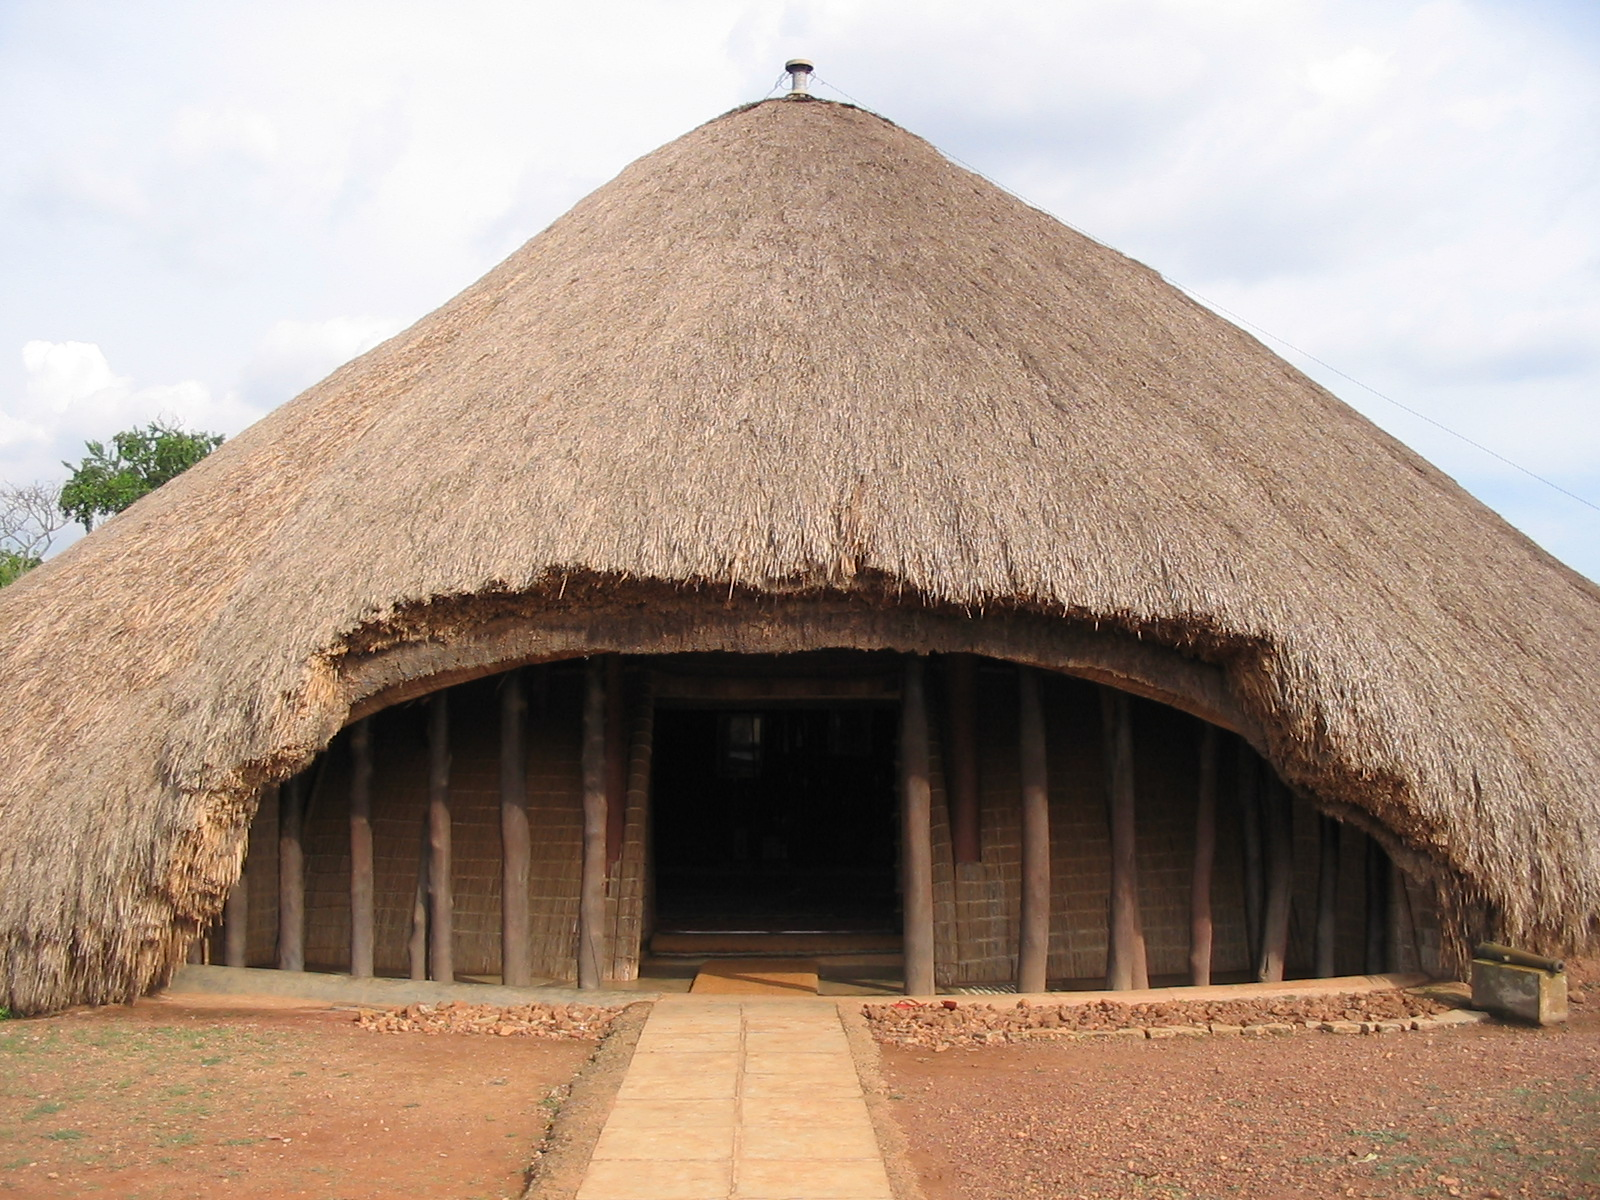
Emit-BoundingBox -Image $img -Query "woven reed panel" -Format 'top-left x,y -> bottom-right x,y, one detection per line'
239,784 -> 280,966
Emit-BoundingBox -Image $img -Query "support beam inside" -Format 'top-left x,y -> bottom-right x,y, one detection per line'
277,775 -> 305,973
1315,813 -> 1341,979
1188,723 -> 1218,986
427,694 -> 454,983
349,717 -> 374,978
500,669 -> 532,988
578,657 -> 608,988
900,655 -> 936,996
1016,666 -> 1050,994
1256,776 -> 1293,982
1237,739 -> 1265,968
1101,688 -> 1148,990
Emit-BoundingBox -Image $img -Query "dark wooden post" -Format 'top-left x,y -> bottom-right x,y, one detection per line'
578,657 -> 608,989
944,653 -> 981,865
1188,723 -> 1219,986
277,774 -> 306,972
1364,835 -> 1390,974
407,826 -> 428,982
603,656 -> 627,872
1016,666 -> 1050,994
222,855 -> 249,968
1315,813 -> 1341,978
349,717 -> 375,978
501,669 -> 532,987
901,655 -> 936,996
222,879 -> 248,967
1256,775 -> 1293,982
1387,857 -> 1411,974
1101,689 -> 1148,990
1237,740 -> 1265,967
427,693 -> 454,983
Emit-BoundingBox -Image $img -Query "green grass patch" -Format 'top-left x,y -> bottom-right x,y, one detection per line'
1348,1129 -> 1411,1145
45,1129 -> 83,1142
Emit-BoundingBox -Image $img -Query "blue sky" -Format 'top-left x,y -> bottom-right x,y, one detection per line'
2,0 -> 1595,578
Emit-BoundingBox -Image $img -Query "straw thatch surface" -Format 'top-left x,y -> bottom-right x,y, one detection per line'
2,97 -> 1597,1013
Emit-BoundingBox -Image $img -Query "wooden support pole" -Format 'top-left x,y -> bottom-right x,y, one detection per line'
222,874 -> 249,967
349,717 -> 375,979
501,669 -> 533,988
1101,688 -> 1148,991
578,658 -> 608,989
407,822 -> 428,982
1237,740 -> 1265,967
944,653 -> 982,865
604,656 -> 627,871
900,655 -> 936,996
241,792 -> 269,964
277,775 -> 306,972
1364,835 -> 1390,974
1256,775 -> 1293,983
1315,813 -> 1341,978
427,693 -> 454,983
1387,858 -> 1411,974
1016,666 -> 1050,994
1188,723 -> 1219,987
222,823 -> 250,969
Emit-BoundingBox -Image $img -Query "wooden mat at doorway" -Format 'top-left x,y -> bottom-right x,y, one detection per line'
689,958 -> 821,995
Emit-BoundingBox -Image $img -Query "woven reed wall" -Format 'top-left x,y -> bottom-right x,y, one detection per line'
222,656 -> 1437,985
927,669 -> 1437,986
228,663 -> 660,982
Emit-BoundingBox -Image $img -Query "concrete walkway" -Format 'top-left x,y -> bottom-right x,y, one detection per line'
576,997 -> 892,1200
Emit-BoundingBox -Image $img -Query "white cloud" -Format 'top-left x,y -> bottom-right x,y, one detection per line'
2,340 -> 261,486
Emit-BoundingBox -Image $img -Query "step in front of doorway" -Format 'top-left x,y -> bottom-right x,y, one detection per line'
650,930 -> 903,957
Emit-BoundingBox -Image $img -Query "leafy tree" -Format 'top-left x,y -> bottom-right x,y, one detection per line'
0,549 -> 40,587
60,421 -> 224,532
0,481 -> 67,587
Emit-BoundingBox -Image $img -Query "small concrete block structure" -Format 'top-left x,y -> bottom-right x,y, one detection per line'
1471,957 -> 1568,1025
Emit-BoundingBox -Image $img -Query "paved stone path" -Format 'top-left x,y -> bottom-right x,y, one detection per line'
575,997 -> 893,1200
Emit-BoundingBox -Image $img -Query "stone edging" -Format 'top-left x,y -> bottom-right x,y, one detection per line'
838,1002 -> 931,1200
522,1000 -> 652,1200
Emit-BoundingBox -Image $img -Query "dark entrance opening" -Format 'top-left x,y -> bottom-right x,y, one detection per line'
650,706 -> 900,935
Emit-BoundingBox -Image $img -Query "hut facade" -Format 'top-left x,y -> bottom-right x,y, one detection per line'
2,95 -> 1598,1013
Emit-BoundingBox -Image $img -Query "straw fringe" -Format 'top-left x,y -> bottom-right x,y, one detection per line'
2,98 -> 1597,1012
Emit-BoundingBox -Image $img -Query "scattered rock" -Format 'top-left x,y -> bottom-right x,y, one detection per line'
864,990 -> 1450,1049
354,1001 -> 617,1040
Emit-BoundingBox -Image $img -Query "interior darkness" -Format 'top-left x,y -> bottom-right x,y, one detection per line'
651,706 -> 900,933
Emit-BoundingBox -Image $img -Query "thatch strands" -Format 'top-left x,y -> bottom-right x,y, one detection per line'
1,97 -> 1599,1013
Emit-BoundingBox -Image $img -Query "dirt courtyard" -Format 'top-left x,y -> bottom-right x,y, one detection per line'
0,994 -> 598,1200
880,982 -> 1600,1199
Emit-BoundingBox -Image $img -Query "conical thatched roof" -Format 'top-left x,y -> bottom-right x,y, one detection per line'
2,97 -> 1597,1013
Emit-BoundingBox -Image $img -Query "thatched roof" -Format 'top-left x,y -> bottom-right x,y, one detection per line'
2,97 -> 1597,1013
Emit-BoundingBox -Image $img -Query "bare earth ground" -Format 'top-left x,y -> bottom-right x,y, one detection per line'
0,994 -> 598,1200
879,962 -> 1600,1200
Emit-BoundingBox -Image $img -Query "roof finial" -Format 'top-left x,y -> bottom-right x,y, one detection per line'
785,59 -> 814,99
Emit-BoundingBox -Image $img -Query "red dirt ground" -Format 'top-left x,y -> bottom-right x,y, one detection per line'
880,966 -> 1600,1200
0,993 -> 598,1200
